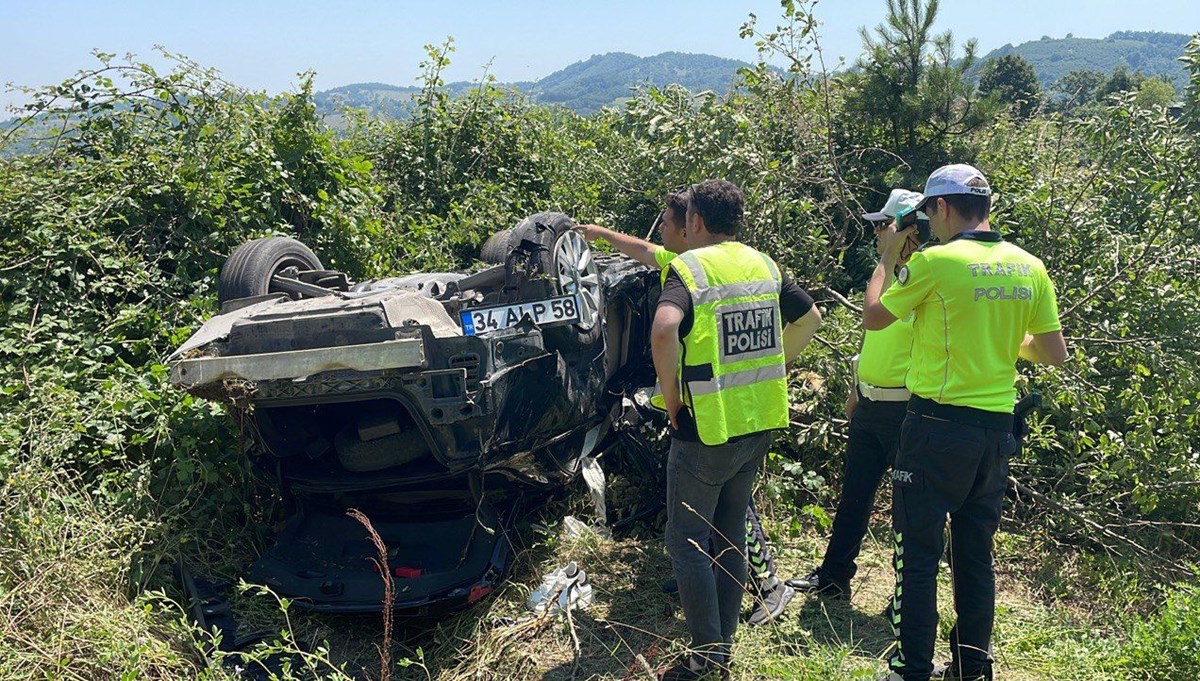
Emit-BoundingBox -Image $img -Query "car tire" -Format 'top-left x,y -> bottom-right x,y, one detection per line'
218,237 -> 324,306
509,212 -> 604,352
480,228 -> 513,265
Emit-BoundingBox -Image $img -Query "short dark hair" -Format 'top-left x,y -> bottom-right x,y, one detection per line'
931,193 -> 991,222
688,179 -> 744,236
663,190 -> 689,225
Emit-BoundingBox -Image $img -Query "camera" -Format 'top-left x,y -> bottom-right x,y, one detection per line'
896,205 -> 932,245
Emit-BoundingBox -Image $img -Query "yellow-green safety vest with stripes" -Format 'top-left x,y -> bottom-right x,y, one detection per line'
668,241 -> 789,445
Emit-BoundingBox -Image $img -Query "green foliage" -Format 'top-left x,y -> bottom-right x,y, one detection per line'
973,97 -> 1200,564
983,31 -> 1191,91
0,50 -> 385,677
1098,65 -> 1148,99
0,50 -> 382,480
1051,63 -> 1180,115
2,7 -> 1200,679
979,54 -> 1044,118
1181,34 -> 1200,127
0,464 -> 197,678
1051,69 -> 1108,110
1134,78 -> 1177,109
838,0 -> 1000,189
1110,584 -> 1200,678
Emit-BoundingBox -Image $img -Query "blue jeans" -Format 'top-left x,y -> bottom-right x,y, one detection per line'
666,432 -> 770,665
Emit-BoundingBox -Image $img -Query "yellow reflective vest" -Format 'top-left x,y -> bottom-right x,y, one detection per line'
667,241 -> 789,445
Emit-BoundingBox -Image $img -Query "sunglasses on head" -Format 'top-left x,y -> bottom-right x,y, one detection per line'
645,182 -> 697,237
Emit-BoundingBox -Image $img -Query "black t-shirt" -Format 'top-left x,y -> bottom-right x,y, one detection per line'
656,267 -> 815,441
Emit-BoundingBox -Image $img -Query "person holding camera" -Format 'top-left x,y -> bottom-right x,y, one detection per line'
863,165 -> 1067,681
788,188 -> 926,602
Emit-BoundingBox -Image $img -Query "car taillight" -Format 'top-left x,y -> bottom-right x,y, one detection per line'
467,584 -> 493,604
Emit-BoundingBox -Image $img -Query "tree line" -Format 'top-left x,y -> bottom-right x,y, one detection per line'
1,0 -> 1199,676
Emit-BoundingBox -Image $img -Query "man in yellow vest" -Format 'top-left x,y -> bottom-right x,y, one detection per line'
863,165 -> 1067,681
647,179 -> 819,680
578,190 -> 821,627
789,188 -> 926,602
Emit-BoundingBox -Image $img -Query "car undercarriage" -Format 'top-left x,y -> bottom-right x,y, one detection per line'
170,212 -> 662,616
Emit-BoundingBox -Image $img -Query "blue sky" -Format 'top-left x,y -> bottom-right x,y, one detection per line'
2,0 -> 1198,111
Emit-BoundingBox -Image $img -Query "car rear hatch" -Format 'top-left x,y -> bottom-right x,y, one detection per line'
248,496 -> 517,614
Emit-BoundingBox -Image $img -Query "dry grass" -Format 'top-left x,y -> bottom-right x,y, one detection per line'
223,500 -> 1119,681
0,463 -> 200,679
0,460 -> 1153,681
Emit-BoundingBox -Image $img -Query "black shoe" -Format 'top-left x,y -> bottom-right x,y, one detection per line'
785,569 -> 850,600
661,577 -> 678,594
932,661 -> 992,680
747,582 -> 795,625
656,654 -> 726,680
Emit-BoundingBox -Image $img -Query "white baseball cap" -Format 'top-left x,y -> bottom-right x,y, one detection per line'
915,164 -> 992,211
862,188 -> 926,222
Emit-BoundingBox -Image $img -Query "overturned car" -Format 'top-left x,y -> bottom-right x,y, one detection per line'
170,212 -> 661,615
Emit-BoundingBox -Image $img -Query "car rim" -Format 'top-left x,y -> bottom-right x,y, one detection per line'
553,231 -> 601,331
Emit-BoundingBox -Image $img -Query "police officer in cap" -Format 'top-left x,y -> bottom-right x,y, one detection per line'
789,188 -> 926,602
863,164 -> 1067,681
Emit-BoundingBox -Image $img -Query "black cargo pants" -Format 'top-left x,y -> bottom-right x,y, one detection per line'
886,409 -> 1017,681
820,393 -> 907,583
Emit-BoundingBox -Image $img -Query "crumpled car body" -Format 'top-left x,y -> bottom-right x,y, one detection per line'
170,213 -> 659,614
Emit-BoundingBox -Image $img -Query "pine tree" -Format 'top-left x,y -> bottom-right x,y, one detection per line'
979,54 -> 1043,118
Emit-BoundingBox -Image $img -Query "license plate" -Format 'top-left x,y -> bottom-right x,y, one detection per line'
460,295 -> 581,336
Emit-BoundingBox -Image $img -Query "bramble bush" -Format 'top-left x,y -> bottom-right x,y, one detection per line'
1,8 -> 1199,678
0,51 -> 385,678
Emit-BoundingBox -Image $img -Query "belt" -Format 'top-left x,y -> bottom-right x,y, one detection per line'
907,395 -> 1014,431
858,381 -> 911,402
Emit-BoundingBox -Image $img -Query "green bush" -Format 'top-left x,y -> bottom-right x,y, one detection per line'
1,20 -> 1199,681
0,51 -> 385,677
1106,584 -> 1200,678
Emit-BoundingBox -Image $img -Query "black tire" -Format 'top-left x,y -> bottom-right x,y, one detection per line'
218,237 -> 324,305
480,228 -> 513,265
509,212 -> 604,352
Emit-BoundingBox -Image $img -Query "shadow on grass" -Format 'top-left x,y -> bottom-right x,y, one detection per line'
788,594 -> 893,658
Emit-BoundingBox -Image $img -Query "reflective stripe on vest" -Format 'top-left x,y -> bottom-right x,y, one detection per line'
686,362 -> 788,397
669,241 -> 790,445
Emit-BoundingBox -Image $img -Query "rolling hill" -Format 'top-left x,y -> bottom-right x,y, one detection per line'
313,51 -> 756,119
981,31 -> 1191,89
318,33 -> 1194,121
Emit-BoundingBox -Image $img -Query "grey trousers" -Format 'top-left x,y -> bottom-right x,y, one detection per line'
665,432 -> 770,665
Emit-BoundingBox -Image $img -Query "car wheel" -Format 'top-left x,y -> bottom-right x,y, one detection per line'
510,212 -> 604,352
550,229 -> 602,332
480,228 -> 513,265
218,237 -> 324,305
